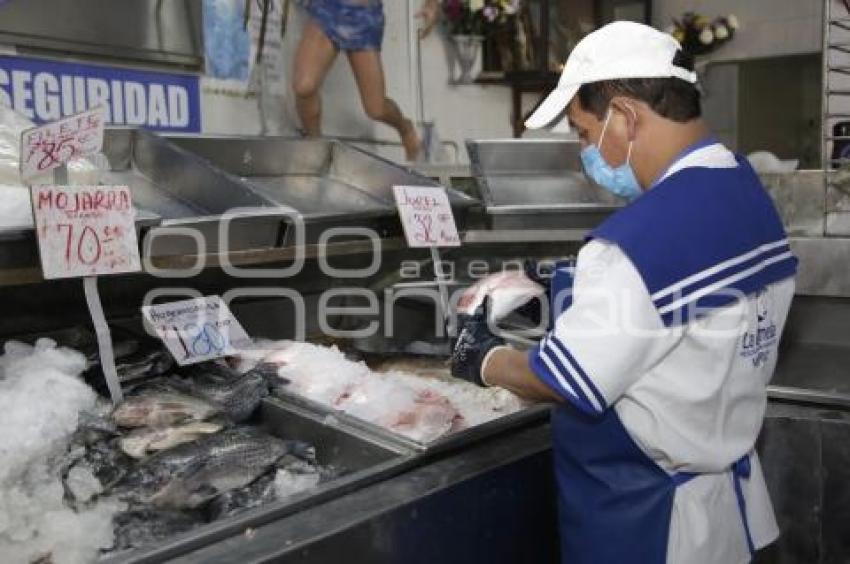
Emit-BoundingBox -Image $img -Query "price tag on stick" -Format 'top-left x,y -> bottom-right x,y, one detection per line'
142,296 -> 253,366
30,184 -> 141,405
392,185 -> 461,331
392,185 -> 460,248
20,106 -> 106,180
23,109 -> 129,406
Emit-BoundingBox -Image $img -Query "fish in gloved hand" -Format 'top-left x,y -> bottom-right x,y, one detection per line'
457,268 -> 547,321
451,298 -> 509,388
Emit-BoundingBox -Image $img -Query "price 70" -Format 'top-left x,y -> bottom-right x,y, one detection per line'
161,321 -> 229,360
55,223 -> 124,265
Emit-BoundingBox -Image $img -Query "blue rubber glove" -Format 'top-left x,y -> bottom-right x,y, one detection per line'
451,298 -> 506,387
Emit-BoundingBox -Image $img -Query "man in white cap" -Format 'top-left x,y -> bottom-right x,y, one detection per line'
451,21 -> 797,564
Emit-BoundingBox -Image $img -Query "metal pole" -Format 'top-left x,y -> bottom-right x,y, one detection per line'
429,246 -> 451,336
823,0 -> 832,237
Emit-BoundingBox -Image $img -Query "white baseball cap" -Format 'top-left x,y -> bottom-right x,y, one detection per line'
525,21 -> 698,130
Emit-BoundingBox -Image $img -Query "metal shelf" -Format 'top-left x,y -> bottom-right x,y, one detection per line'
0,238 -> 411,287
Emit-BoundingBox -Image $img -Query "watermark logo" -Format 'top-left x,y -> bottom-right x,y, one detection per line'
137,213 -> 754,344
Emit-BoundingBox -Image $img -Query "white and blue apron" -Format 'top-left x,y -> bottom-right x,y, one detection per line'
544,143 -> 796,564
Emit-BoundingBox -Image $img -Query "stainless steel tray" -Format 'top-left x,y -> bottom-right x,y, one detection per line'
268,357 -> 551,454
0,130 -> 289,272
101,129 -> 286,257
467,139 -> 621,230
103,398 -> 415,564
168,136 -> 480,239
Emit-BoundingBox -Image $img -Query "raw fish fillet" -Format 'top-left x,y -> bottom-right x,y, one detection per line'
457,271 -> 545,320
246,342 -> 460,442
339,378 -> 458,443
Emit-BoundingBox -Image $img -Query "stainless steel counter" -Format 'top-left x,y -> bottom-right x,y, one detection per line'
167,423 -> 559,564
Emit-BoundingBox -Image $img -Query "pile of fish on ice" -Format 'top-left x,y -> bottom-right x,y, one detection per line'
0,336 -> 334,564
236,340 -> 527,443
0,332 -> 526,563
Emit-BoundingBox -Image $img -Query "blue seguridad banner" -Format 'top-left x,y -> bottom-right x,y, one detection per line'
0,55 -> 201,133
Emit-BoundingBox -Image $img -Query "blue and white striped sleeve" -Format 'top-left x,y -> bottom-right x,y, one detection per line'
528,241 -> 680,417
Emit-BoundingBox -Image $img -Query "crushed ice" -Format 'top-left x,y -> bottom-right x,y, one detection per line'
0,338 -> 122,563
240,340 -> 527,442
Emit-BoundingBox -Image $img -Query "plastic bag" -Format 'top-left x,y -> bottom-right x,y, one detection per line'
0,103 -> 109,229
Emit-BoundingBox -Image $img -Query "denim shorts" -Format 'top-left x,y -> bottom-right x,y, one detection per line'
299,0 -> 385,51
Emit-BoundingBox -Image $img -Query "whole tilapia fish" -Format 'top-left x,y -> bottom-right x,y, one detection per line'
112,390 -> 220,428
173,362 -> 269,422
206,472 -> 278,520
111,508 -> 201,552
116,348 -> 174,382
245,362 -> 291,395
148,428 -> 294,509
119,420 -> 224,459
79,438 -> 134,491
116,427 -> 302,509
83,343 -> 172,396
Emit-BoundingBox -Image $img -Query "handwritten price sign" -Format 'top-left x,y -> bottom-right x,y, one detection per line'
31,185 -> 141,279
142,296 -> 253,365
20,106 -> 105,180
392,185 -> 460,248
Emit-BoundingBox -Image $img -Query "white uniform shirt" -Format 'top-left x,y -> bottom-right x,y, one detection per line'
539,144 -> 792,564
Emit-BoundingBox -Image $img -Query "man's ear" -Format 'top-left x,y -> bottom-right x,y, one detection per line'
610,97 -> 639,142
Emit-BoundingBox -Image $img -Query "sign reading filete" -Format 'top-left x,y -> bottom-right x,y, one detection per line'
392,185 -> 460,248
19,106 -> 105,180
142,296 -> 253,366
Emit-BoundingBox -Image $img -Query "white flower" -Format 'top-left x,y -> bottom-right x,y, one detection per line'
714,25 -> 729,40
727,14 -> 739,30
470,0 -> 484,11
699,27 -> 714,45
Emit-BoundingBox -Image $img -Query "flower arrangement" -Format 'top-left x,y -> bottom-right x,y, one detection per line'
665,12 -> 739,56
442,0 -> 520,37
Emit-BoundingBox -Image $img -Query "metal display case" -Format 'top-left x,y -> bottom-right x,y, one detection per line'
271,380 -> 551,455
5,132 -> 850,563
100,129 -> 286,258
0,0 -> 203,68
168,136 -> 480,243
101,398 -> 415,564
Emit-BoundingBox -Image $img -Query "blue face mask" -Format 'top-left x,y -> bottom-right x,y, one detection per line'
580,108 -> 642,201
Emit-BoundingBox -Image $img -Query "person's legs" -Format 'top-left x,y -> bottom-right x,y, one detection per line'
347,50 -> 421,160
293,20 -> 339,136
